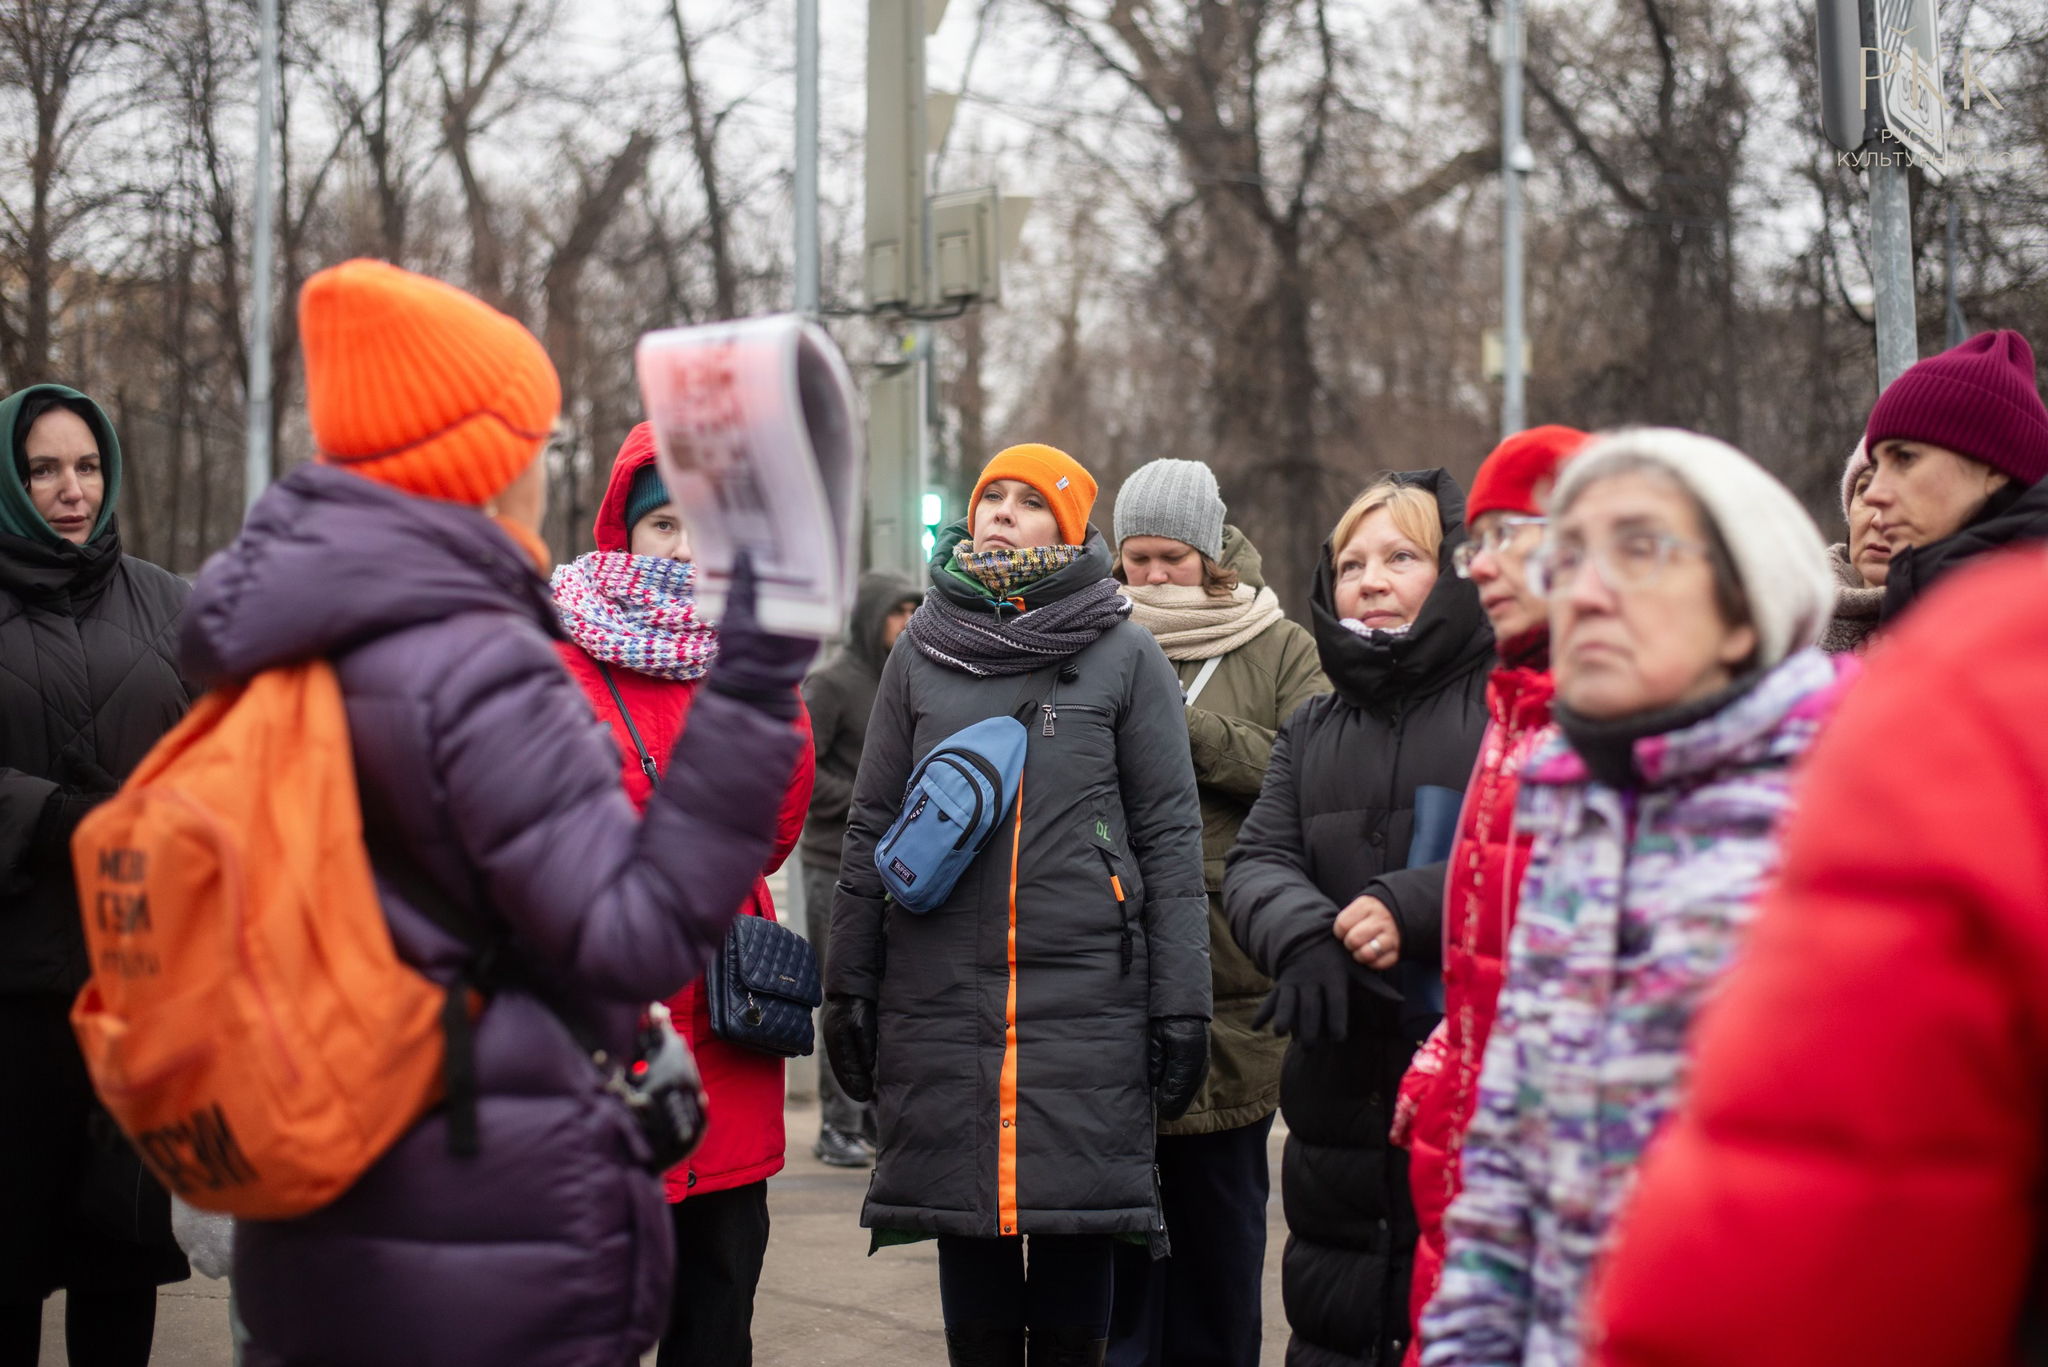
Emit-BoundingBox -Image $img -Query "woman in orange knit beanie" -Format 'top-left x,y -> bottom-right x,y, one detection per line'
823,442 -> 1211,1364
186,259 -> 816,1367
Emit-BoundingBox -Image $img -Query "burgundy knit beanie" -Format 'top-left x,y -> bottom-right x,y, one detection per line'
1864,329 -> 2048,486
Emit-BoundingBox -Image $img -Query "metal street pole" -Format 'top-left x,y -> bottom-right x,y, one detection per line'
1498,0 -> 1527,437
1869,151 -> 1917,390
795,0 -> 820,317
244,0 -> 278,511
1943,194 -> 1967,347
788,0 -> 820,957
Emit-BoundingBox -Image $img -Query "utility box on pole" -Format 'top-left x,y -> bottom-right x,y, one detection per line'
865,362 -> 923,576
930,188 -> 1033,305
865,0 -> 929,311
865,0 -> 952,311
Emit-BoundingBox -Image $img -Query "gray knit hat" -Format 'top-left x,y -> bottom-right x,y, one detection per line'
1114,458 -> 1226,562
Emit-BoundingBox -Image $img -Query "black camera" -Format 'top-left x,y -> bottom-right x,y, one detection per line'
604,1001 -> 708,1174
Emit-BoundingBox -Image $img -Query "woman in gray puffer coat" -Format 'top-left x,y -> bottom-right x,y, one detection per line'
187,260 -> 814,1367
825,443 -> 1210,1367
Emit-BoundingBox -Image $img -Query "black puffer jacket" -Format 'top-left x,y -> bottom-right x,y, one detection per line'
1,387 -> 191,996
830,525 -> 1209,1240
1882,475 -> 2048,622
800,570 -> 921,870
1225,469 -> 1490,1367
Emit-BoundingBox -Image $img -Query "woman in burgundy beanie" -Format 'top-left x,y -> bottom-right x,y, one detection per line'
1862,328 -> 2048,621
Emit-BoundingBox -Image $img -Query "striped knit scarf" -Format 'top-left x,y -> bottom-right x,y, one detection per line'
903,577 -> 1130,677
550,551 -> 719,681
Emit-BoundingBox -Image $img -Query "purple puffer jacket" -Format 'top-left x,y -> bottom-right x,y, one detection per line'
181,464 -> 801,1367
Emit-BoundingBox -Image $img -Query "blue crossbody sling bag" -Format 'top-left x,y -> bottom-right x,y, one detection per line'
874,665 -> 1058,913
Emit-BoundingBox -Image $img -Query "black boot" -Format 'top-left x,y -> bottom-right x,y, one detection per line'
1027,1325 -> 1107,1367
812,1126 -> 874,1168
945,1321 -> 1026,1367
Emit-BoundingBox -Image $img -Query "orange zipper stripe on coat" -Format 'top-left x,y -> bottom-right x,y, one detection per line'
997,770 -> 1024,1236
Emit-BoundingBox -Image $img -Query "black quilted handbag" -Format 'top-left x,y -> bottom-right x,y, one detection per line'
593,665 -> 821,1057
707,912 -> 821,1057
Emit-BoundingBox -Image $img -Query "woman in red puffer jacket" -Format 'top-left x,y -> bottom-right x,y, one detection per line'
551,423 -> 814,1367
1393,426 -> 1588,1366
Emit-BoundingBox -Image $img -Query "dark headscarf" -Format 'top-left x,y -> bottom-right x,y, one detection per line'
0,383 -> 123,545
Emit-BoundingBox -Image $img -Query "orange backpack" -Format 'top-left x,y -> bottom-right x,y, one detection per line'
69,660 -> 473,1219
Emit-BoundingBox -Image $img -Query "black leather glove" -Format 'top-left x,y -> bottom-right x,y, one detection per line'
822,994 -> 879,1104
1150,1016 -> 1210,1121
1252,931 -> 1373,1046
707,550 -> 819,718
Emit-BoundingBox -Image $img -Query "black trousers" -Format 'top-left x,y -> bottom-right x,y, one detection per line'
0,1284 -> 158,1367
1106,1115 -> 1275,1367
802,862 -> 874,1141
937,1234 -> 1115,1336
656,1181 -> 771,1367
0,992 -> 185,1309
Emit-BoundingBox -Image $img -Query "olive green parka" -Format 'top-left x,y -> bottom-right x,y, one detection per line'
1142,526 -> 1329,1135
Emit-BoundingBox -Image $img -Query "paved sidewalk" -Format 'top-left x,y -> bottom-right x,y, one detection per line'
42,1098 -> 1290,1364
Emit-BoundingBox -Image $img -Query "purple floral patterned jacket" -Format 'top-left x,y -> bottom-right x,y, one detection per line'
1421,648 -> 1849,1367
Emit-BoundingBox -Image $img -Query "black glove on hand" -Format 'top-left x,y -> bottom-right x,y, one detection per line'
31,754 -> 120,855
1252,931 -> 1363,1046
1150,1016 -> 1210,1121
707,550 -> 819,718
822,994 -> 879,1104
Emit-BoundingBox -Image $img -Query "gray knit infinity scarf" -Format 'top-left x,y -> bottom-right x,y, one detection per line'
902,578 -> 1130,677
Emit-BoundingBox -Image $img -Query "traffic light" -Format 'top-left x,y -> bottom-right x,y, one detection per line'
1815,0 -> 1876,153
921,492 -> 944,561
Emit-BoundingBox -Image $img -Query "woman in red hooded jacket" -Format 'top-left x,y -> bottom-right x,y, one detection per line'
551,423 -> 814,1367
1389,426 -> 1588,1366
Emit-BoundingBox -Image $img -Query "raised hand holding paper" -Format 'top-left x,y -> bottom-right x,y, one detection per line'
634,315 -> 864,639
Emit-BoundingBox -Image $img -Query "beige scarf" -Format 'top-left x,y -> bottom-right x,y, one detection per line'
1120,582 -> 1285,661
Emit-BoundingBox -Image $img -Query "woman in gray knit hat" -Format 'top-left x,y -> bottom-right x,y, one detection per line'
1108,458 -> 1328,1367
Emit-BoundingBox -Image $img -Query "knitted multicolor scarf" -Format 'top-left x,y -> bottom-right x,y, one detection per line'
952,543 -> 1083,598
550,551 -> 719,681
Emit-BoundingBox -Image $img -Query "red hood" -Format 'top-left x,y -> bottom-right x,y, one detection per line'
593,422 -> 660,552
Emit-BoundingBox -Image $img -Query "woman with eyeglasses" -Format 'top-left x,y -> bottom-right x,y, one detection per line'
1392,427 -> 1588,1367
1225,469 -> 1492,1367
1418,430 -> 1846,1367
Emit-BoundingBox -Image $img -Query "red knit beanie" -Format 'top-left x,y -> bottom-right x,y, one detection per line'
1864,330 -> 2048,486
1466,425 -> 1592,523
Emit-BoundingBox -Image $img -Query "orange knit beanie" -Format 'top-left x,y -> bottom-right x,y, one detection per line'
299,259 -> 561,506
969,443 -> 1098,546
